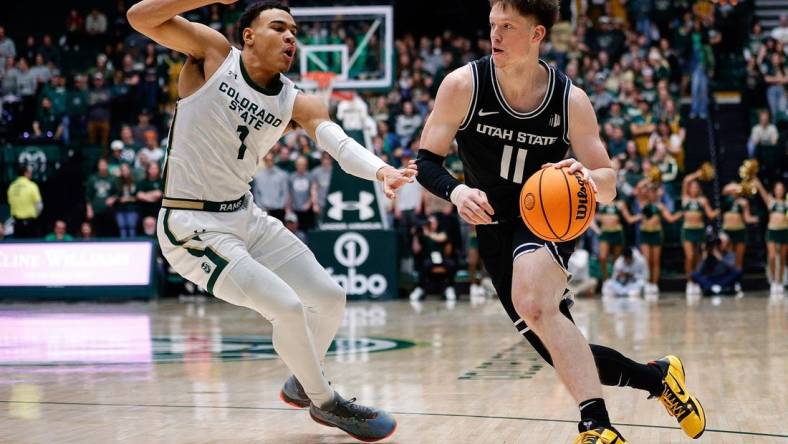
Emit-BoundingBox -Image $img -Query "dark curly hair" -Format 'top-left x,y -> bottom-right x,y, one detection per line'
236,1 -> 291,47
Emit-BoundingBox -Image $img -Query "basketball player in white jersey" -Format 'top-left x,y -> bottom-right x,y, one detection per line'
127,1 -> 411,441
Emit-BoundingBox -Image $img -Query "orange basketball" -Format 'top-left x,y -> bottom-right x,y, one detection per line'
519,167 -> 596,242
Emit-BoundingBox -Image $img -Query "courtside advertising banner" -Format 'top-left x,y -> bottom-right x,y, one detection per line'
0,241 -> 157,300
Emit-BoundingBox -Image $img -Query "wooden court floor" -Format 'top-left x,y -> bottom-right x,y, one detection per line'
0,294 -> 786,443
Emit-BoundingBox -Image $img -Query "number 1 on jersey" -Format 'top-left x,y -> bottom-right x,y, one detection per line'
236,125 -> 250,159
500,144 -> 529,184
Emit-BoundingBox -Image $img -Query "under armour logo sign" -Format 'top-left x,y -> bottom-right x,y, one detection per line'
227,70 -> 238,79
201,262 -> 212,274
327,191 -> 375,221
549,114 -> 561,127
478,109 -> 499,117
582,420 -> 593,430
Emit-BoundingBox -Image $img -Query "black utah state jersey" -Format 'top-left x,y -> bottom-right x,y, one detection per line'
456,56 -> 572,220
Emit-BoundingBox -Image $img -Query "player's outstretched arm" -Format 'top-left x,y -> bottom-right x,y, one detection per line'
417,66 -> 494,225
548,85 -> 616,204
127,0 -> 231,62
291,93 -> 416,199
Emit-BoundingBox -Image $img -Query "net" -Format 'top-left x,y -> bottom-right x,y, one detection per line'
301,71 -> 337,106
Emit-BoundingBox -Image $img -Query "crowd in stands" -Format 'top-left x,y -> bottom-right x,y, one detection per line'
0,1 -> 786,298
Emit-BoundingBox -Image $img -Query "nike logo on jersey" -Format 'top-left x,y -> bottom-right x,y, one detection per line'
478,109 -> 499,117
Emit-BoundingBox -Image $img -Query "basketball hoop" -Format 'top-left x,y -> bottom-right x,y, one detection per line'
303,71 -> 337,106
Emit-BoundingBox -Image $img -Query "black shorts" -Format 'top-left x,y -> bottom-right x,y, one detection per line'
476,219 -> 575,330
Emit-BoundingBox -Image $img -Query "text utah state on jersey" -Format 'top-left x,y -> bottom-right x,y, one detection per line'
475,123 -> 558,146
219,81 -> 284,130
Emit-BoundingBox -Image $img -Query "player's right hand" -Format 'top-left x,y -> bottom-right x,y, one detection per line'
451,185 -> 494,225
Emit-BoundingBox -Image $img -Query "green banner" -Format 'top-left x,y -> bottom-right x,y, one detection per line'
318,167 -> 389,230
308,230 -> 397,300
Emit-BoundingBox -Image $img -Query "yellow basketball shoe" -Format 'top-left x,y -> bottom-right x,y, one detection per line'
653,355 -> 706,439
573,427 -> 627,444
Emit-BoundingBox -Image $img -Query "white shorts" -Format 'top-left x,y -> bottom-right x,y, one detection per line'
157,195 -> 309,294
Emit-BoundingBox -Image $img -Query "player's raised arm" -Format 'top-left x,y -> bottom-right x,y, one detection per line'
418,66 -> 494,225
550,85 -> 616,204
127,0 -> 231,61
291,93 -> 416,199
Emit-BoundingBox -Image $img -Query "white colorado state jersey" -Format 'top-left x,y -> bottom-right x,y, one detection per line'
163,47 -> 298,202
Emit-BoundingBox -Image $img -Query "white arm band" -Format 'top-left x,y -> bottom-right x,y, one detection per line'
315,121 -> 387,181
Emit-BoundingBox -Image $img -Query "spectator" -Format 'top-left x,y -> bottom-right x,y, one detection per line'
691,233 -> 742,296
85,8 -> 108,38
32,96 -> 64,140
288,156 -> 317,231
689,20 -> 714,119
0,223 -> 5,241
284,212 -> 308,244
80,221 -> 94,240
132,109 -> 157,146
311,151 -> 333,215
0,26 -> 16,67
134,129 -> 164,171
630,100 -> 656,156
6,164 -> 42,238
37,34 -> 60,66
748,109 -> 779,158
393,164 -> 423,262
141,216 -> 157,238
85,158 -> 118,237
567,247 -> 599,297
86,73 -> 112,148
602,246 -> 648,299
16,58 -> 38,129
67,74 -> 89,140
335,92 -> 368,142
44,220 -> 74,242
115,163 -> 138,238
40,73 -> 68,120
29,53 -> 52,86
252,153 -> 289,222
135,161 -> 163,222
64,9 -> 85,47
1,56 -> 19,97
275,144 -> 295,172
763,52 -> 786,123
108,140 -> 136,176
607,125 -> 627,158
771,14 -> 788,44
409,215 -> 457,302
395,100 -> 422,148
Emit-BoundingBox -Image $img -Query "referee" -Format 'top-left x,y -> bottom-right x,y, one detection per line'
7,164 -> 43,238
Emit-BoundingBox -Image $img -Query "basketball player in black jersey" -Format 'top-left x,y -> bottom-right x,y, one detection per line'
415,1 -> 706,442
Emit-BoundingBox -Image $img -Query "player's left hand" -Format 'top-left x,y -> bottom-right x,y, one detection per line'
378,163 -> 418,199
542,158 -> 599,194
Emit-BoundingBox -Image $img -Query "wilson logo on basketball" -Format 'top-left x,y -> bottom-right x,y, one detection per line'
574,174 -> 589,220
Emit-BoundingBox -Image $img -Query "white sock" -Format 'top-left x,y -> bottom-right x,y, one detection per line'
215,256 -> 334,406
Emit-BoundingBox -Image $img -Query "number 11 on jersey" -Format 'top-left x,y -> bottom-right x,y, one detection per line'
500,144 -> 529,184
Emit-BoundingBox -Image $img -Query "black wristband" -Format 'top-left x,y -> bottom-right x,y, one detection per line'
415,149 -> 461,202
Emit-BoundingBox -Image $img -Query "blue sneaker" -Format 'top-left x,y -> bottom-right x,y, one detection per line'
279,375 -> 310,408
309,392 -> 397,442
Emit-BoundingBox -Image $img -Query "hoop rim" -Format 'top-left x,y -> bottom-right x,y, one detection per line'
303,71 -> 337,89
